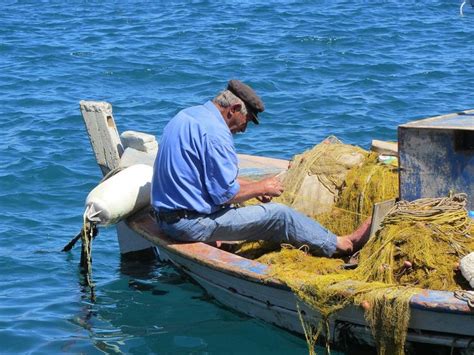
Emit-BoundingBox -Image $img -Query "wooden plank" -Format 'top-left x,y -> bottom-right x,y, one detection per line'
369,199 -> 396,237
237,153 -> 289,170
161,237 -> 474,342
237,153 -> 288,180
371,139 -> 398,156
80,100 -> 123,175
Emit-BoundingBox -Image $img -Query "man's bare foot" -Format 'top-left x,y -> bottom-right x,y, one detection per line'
211,240 -> 242,251
348,217 -> 372,251
335,217 -> 372,255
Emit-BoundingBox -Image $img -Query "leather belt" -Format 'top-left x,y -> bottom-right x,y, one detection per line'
152,208 -> 201,224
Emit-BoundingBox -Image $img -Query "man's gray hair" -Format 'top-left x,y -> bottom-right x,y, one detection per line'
213,90 -> 248,115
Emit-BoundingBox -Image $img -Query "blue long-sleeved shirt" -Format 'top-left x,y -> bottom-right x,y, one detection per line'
151,101 -> 240,214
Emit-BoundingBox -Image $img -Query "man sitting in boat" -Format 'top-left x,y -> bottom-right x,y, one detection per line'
151,79 -> 371,257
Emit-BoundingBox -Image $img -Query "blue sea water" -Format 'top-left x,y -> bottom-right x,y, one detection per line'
1,1 -> 473,353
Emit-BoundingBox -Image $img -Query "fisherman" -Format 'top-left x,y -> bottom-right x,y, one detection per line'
151,80 -> 371,256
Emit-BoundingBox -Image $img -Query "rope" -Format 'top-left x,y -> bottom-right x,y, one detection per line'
454,290 -> 474,308
381,193 -> 470,235
62,166 -> 119,301
454,291 -> 474,309
331,206 -> 369,218
80,207 -> 96,285
62,209 -> 98,302
63,168 -> 118,300
62,222 -> 98,253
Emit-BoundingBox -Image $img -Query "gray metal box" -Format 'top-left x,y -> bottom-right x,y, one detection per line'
398,109 -> 474,210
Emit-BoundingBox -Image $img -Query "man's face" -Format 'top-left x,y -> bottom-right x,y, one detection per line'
228,106 -> 252,134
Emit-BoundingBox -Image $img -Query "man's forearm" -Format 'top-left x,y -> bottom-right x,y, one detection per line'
237,177 -> 253,186
228,176 -> 283,204
228,181 -> 265,204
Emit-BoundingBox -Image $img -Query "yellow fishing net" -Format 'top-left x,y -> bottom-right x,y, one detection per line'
257,194 -> 473,354
234,140 -> 473,354
275,136 -> 367,217
356,194 -> 474,290
260,245 -> 419,355
313,151 -> 399,236
236,139 -> 399,255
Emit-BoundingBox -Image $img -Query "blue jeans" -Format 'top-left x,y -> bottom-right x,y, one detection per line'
158,203 -> 337,257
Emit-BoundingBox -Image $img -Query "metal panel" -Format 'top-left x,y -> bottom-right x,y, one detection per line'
399,125 -> 474,210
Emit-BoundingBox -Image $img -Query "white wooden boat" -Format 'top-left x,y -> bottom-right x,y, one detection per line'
80,101 -> 474,352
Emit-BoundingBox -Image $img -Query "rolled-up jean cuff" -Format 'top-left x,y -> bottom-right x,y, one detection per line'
317,231 -> 337,256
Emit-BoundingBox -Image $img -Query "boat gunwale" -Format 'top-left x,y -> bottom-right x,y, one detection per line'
127,209 -> 288,289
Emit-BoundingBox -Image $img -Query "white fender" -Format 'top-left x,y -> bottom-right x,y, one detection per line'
460,252 -> 474,289
85,164 -> 153,226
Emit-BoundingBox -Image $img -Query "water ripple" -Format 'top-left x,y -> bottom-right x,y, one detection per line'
1,1 -> 474,353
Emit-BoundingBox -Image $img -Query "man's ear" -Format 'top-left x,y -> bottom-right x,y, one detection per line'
230,103 -> 242,113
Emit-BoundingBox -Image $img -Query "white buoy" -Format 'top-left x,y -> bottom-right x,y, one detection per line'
85,164 -> 153,226
460,252 -> 474,289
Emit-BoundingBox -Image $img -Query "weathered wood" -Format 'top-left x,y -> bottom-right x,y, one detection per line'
371,139 -> 398,156
369,199 -> 396,237
80,101 -> 156,256
237,153 -> 289,170
80,100 -> 123,175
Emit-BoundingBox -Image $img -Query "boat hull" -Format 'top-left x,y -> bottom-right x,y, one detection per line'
128,209 -> 474,350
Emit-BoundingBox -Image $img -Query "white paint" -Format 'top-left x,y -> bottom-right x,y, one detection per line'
81,101 -> 157,254
120,130 -> 158,152
119,147 -> 157,169
117,221 -> 155,253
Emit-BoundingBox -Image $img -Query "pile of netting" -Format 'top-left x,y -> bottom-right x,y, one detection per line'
356,194 -> 474,290
275,136 -> 370,219
313,150 -> 398,236
234,139 -> 474,354
257,194 -> 474,355
252,136 -> 400,235
237,138 -> 399,257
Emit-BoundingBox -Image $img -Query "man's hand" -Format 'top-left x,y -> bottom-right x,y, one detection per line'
229,175 -> 284,205
256,195 -> 272,203
259,176 -> 284,197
